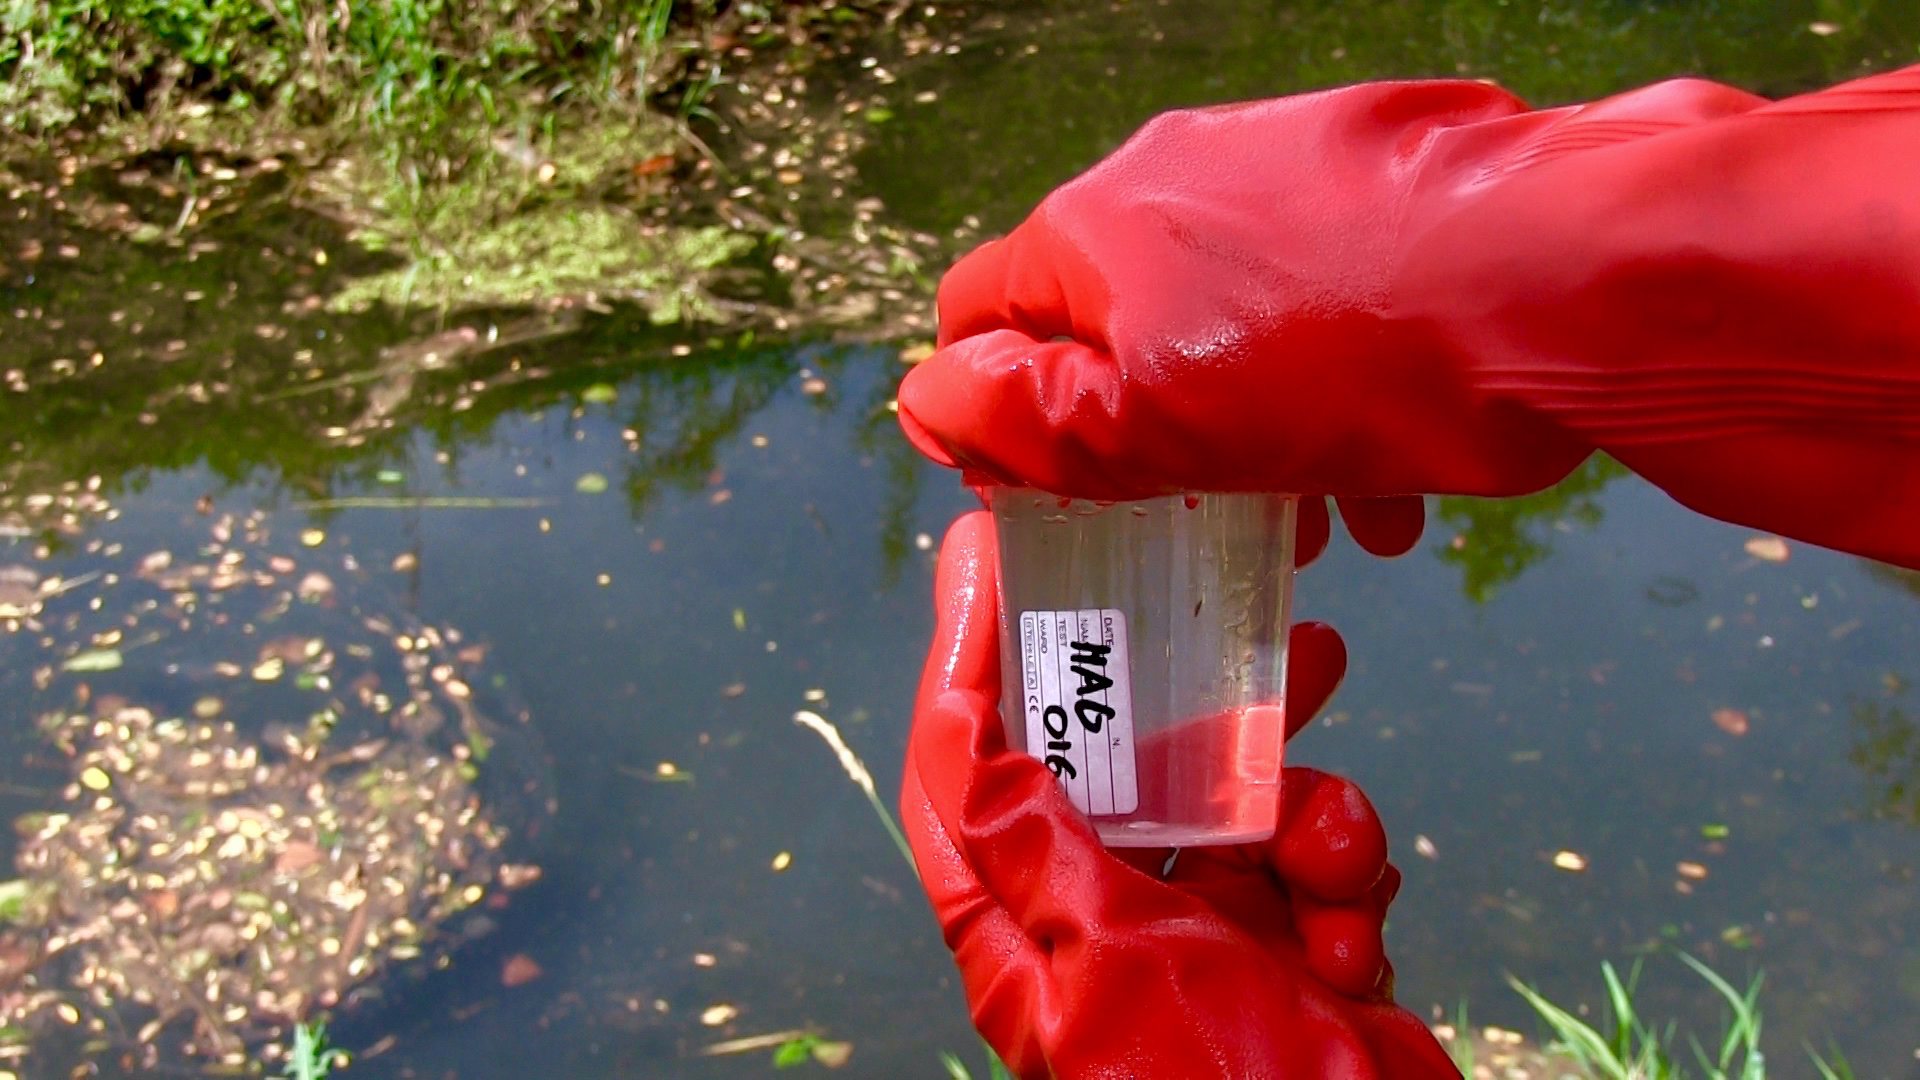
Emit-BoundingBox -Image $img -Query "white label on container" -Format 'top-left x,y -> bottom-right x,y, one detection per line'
1018,608 -> 1138,816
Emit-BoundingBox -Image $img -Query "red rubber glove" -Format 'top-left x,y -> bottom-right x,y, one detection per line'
901,67 -> 1920,569
902,511 -> 1456,1079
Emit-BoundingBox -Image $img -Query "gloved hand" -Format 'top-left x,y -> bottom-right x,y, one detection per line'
902,511 -> 1456,1079
901,67 -> 1920,568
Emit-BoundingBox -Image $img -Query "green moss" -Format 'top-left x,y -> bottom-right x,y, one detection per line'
329,207 -> 751,318
305,109 -> 758,317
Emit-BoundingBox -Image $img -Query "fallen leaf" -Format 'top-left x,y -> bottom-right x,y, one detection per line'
1712,707 -> 1750,736
275,841 -> 325,874
810,1040 -> 853,1068
1551,850 -> 1588,873
501,954 -> 543,987
62,649 -> 123,673
632,154 -> 677,177
497,864 -> 543,890
1743,536 -> 1790,562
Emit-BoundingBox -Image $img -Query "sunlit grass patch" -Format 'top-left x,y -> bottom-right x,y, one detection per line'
1506,953 -> 1855,1080
328,206 -> 752,318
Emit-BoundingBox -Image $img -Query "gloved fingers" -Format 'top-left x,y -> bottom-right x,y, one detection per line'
1293,859 -> 1405,999
1163,768 -> 1385,903
914,511 -> 1004,715
899,328 -> 1135,498
1296,496 -> 1333,568
935,234 -> 1016,347
899,530 -> 1068,1080
935,211 -> 1092,348
1272,769 -> 1391,902
1290,892 -> 1389,999
1351,998 -> 1464,1077
1372,861 -> 1403,909
1284,621 -> 1347,741
900,742 -> 1056,1080
1334,495 -> 1426,557
906,510 -> 1018,854
921,684 -> 1182,939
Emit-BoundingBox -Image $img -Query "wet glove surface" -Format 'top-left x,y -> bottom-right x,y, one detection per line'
902,68 -> 1920,568
901,511 -> 1458,1079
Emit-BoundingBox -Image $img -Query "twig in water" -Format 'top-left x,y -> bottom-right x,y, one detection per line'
698,1028 -> 813,1057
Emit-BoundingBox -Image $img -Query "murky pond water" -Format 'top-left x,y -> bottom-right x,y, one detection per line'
4,1 -> 1920,1077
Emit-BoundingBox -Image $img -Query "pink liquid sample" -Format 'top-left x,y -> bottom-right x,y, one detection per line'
1091,704 -> 1286,848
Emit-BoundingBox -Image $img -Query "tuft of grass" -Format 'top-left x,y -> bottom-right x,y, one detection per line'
0,0 -> 689,146
0,1 -> 755,317
1506,953 -> 1858,1080
1443,1002 -> 1475,1078
281,1021 -> 347,1080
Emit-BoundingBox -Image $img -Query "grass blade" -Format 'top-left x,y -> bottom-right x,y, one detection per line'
1676,951 -> 1763,1076
1506,974 -> 1631,1080
1808,1043 -> 1856,1080
792,710 -> 916,875
1444,1002 -> 1475,1078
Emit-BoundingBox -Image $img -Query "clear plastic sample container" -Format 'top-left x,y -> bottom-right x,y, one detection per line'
991,489 -> 1298,848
